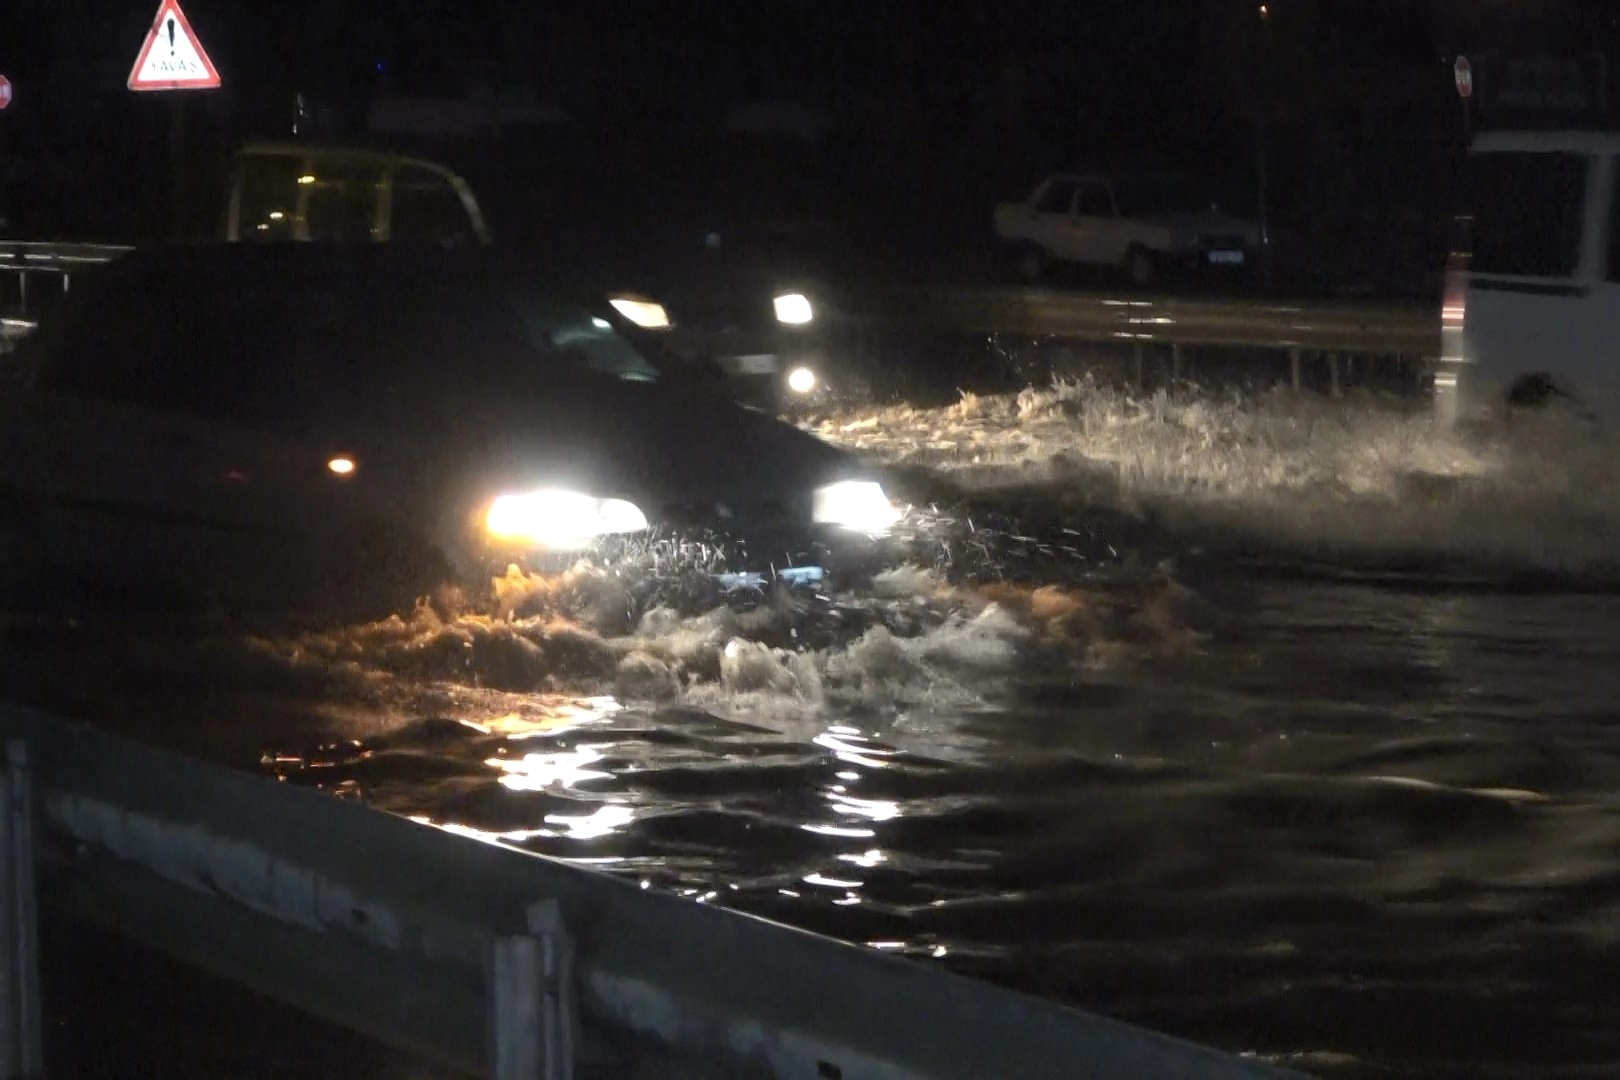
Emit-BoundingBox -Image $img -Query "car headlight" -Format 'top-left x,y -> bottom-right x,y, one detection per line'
485,489 -> 650,550
812,480 -> 901,533
786,366 -> 817,394
609,297 -> 670,330
773,293 -> 814,325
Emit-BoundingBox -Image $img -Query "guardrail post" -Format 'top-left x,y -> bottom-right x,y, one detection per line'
1328,354 -> 1342,398
0,741 -> 41,1080
1289,348 -> 1302,391
1132,343 -> 1145,389
1171,344 -> 1184,381
489,899 -> 574,1080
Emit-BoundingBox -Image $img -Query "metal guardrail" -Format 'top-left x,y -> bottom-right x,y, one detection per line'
0,239 -> 1442,370
0,240 -> 135,270
873,285 -> 1442,359
0,706 -> 1307,1079
0,242 -> 134,338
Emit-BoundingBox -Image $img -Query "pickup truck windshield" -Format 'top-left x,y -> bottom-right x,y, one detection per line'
1464,150 -> 1588,279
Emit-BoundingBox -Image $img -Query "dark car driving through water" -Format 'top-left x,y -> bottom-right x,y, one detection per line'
0,244 -> 905,617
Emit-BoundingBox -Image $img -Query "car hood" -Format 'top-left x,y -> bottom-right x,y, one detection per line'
1137,211 -> 1260,239
395,376 -> 863,510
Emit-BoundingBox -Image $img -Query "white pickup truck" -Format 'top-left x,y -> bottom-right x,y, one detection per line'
994,173 -> 1262,286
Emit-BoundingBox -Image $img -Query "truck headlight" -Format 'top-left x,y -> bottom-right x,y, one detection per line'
609,297 -> 670,330
485,489 -> 650,550
773,293 -> 814,325
787,366 -> 817,394
812,480 -> 901,533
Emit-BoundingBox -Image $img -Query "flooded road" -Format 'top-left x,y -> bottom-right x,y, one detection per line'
10,380 -> 1620,1079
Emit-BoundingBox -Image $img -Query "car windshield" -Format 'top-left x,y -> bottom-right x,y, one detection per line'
1112,178 -> 1210,217
28,259 -> 668,428
334,274 -> 667,392
513,301 -> 661,384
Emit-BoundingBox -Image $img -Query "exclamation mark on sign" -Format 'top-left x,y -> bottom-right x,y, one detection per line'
166,16 -> 176,53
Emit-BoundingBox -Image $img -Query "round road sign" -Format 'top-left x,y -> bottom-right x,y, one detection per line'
0,76 -> 12,111
1454,56 -> 1473,100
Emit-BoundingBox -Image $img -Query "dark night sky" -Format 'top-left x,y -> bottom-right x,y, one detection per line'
0,0 -> 1615,241
0,3 -> 1439,108
1,1 -> 1613,128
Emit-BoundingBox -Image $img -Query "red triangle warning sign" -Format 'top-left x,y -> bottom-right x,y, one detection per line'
128,0 -> 221,92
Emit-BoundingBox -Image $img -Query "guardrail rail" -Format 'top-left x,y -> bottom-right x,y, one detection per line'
0,239 -> 1442,392
861,285 -> 1441,393
0,705 -> 1307,1079
0,241 -> 133,348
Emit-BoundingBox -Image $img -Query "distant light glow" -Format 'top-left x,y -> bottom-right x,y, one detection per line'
609,297 -> 670,329
787,366 -> 817,394
297,173 -> 316,185
773,292 -> 814,325
326,455 -> 356,476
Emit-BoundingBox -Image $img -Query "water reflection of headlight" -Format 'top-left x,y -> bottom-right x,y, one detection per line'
829,791 -> 899,821
811,481 -> 902,534
486,746 -> 611,790
543,803 -> 635,840
485,489 -> 649,550
774,293 -> 814,325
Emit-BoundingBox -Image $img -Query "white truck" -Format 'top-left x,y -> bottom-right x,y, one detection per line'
1433,52 -> 1620,425
994,172 -> 1262,287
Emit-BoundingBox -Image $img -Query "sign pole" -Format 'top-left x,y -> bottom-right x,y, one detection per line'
0,78 -> 13,200
126,0 -> 221,241
1454,55 -> 1474,142
169,95 -> 186,240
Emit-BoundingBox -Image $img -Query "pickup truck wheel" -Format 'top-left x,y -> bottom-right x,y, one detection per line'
1126,246 -> 1157,287
1016,244 -> 1046,283
1506,372 -> 1563,409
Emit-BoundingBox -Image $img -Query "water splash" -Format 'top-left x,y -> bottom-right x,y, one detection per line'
807,377 -> 1620,578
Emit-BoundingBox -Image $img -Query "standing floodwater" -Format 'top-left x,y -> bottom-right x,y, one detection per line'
8,383 -> 1620,1078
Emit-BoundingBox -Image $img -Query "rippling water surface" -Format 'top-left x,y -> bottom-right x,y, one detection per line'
11,380 -> 1620,1079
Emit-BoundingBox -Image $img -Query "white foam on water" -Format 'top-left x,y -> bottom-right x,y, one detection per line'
235,553 -> 1204,742
807,378 -> 1620,575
